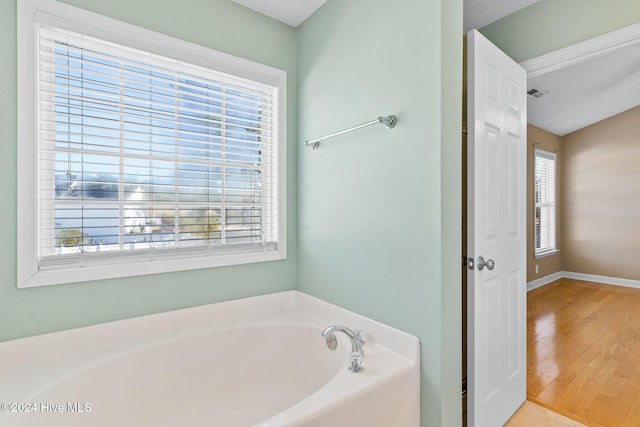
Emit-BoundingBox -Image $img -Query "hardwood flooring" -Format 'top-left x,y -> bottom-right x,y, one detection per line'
528,278 -> 640,426
505,401 -> 587,427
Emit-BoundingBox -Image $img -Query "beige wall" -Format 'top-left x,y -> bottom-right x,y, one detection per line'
527,125 -> 563,282
562,106 -> 640,280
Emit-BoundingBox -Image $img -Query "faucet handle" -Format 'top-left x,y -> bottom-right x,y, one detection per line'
349,351 -> 364,373
324,332 -> 338,350
354,329 -> 365,357
321,325 -> 365,373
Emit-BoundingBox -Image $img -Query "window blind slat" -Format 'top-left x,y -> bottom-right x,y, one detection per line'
41,79 -> 275,128
534,150 -> 556,255
43,94 -> 273,129
36,23 -> 279,267
39,26 -> 274,95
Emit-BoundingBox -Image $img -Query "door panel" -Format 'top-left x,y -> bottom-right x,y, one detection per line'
467,29 -> 527,427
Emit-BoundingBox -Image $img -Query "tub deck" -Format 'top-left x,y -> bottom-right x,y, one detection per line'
0,291 -> 419,426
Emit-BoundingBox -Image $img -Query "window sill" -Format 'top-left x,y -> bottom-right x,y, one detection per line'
19,248 -> 286,288
535,249 -> 559,259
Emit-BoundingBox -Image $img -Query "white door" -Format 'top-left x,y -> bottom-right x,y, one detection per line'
467,29 -> 527,427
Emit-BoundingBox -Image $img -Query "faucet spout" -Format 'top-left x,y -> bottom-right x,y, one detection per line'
322,325 -> 365,373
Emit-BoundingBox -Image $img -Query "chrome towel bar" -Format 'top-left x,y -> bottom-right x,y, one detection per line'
305,115 -> 397,149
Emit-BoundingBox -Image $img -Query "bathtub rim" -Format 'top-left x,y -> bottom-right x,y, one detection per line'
0,290 -> 419,368
0,289 -> 421,426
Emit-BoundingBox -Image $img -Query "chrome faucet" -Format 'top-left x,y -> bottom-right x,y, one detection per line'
322,325 -> 365,373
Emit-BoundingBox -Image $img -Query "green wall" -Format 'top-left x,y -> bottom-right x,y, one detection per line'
296,0 -> 462,425
0,0 -> 297,342
480,0 -> 640,62
4,0 -> 464,424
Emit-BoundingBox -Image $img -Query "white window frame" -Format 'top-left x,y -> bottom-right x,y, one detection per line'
534,149 -> 557,258
17,0 -> 287,288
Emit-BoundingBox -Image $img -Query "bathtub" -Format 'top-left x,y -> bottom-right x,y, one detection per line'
0,291 -> 419,426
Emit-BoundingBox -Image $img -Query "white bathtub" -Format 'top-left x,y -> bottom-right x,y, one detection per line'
0,291 -> 419,426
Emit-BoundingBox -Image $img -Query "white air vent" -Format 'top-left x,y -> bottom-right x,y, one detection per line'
527,87 -> 548,100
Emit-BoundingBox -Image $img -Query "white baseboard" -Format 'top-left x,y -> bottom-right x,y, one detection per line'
527,271 -> 640,292
563,271 -> 640,290
527,271 -> 564,292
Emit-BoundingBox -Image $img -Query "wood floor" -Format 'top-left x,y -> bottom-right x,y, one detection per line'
505,401 -> 587,427
528,278 -> 640,426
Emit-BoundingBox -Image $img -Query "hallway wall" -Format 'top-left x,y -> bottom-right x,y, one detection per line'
563,106 -> 640,281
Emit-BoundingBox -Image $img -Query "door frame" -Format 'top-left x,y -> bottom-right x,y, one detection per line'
464,21 -> 640,425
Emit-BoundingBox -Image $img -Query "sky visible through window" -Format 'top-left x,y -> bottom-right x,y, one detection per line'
46,34 -> 272,255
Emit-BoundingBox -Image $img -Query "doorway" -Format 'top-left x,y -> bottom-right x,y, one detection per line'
463,22 -> 640,427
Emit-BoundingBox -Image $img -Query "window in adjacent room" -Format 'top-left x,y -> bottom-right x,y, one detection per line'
534,149 -> 557,258
17,0 -> 286,287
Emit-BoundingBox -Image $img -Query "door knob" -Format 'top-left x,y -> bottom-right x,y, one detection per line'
477,256 -> 495,271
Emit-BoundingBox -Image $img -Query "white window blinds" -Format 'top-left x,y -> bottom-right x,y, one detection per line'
36,24 -> 280,270
534,150 -> 556,256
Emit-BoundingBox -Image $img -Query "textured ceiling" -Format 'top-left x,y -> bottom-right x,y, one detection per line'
230,0 -> 326,27
231,0 -> 539,32
523,25 -> 640,136
463,0 -> 540,33
229,0 -> 637,136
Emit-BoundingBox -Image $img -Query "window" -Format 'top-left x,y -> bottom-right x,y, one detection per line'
534,149 -> 556,258
18,0 -> 286,287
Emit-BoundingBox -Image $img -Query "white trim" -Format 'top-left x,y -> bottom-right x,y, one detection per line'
563,271 -> 640,290
527,271 -> 640,292
534,249 -> 559,259
526,271 -> 563,292
533,149 -> 557,258
17,0 -> 288,288
520,23 -> 640,78
17,0 -> 39,289
29,0 -> 284,87
23,250 -> 286,288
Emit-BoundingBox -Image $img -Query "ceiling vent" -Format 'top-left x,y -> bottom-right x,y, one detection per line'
527,87 -> 548,100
